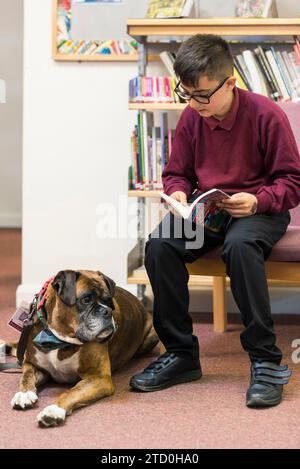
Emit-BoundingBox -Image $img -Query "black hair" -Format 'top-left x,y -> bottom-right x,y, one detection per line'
173,34 -> 234,87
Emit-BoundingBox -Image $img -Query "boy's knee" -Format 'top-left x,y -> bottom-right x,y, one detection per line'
145,237 -> 167,256
222,235 -> 257,262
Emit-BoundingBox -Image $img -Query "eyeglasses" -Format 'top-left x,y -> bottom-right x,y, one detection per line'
174,76 -> 230,104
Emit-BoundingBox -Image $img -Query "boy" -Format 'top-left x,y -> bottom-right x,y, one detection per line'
130,34 -> 300,407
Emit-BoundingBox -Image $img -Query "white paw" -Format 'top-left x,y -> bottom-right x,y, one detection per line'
11,391 -> 38,410
37,405 -> 66,428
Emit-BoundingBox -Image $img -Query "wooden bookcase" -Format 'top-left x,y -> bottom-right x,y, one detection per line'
126,18 -> 300,301
127,18 -> 300,39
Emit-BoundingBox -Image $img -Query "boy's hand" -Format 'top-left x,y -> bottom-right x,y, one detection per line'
170,191 -> 187,204
168,191 -> 187,217
216,192 -> 257,217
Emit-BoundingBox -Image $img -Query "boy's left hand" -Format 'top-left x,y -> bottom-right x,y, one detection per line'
216,192 -> 257,217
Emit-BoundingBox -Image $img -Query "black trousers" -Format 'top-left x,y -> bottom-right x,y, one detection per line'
145,209 -> 291,364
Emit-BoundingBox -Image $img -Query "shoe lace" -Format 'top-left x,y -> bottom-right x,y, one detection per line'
143,352 -> 177,373
251,361 -> 292,386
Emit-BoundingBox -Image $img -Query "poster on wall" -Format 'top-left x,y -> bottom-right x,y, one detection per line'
54,0 -> 139,60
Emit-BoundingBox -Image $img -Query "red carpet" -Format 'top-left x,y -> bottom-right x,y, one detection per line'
0,229 -> 300,449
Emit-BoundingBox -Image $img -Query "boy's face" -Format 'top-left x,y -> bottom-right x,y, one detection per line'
180,75 -> 236,120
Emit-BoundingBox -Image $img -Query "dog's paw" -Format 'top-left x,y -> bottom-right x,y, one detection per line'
11,391 -> 38,410
37,405 -> 66,428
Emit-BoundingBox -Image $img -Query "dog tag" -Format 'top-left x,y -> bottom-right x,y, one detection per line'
8,301 -> 30,332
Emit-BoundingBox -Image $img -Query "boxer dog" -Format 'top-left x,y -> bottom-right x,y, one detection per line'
4,270 -> 158,427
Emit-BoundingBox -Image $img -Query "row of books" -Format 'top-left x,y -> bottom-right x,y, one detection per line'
159,43 -> 300,102
129,76 -> 179,103
57,39 -> 138,56
233,40 -> 300,101
129,111 -> 175,191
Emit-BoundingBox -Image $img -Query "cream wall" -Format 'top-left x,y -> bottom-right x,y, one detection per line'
0,0 -> 23,227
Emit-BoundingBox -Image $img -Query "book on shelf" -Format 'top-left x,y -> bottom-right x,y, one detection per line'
160,188 -> 231,227
293,36 -> 300,63
235,0 -> 278,18
265,49 -> 290,100
253,47 -> 280,100
145,0 -> 194,19
129,76 -> 178,103
129,111 -> 175,191
159,51 -> 177,79
242,50 -> 269,96
233,66 -> 248,90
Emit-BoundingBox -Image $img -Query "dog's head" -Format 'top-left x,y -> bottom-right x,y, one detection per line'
46,269 -> 116,344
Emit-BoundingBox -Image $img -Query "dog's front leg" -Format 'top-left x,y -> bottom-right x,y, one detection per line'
37,372 -> 114,428
11,361 -> 49,410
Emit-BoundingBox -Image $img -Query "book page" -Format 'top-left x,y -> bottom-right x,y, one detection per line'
159,192 -> 190,218
160,189 -> 231,220
190,188 -> 231,211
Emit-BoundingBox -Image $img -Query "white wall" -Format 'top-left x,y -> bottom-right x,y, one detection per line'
18,0 -> 139,302
18,0 -> 300,315
0,0 -> 23,227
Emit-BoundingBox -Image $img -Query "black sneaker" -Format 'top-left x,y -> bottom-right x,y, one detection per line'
246,361 -> 292,408
129,352 -> 202,392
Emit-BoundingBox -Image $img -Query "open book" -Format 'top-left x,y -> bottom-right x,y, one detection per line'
160,188 -> 231,225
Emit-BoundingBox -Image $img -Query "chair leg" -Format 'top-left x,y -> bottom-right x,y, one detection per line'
213,276 -> 227,332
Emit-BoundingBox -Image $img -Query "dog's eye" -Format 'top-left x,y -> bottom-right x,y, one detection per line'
81,295 -> 93,305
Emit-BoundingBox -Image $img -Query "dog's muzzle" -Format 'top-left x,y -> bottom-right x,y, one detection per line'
96,323 -> 115,343
75,304 -> 117,343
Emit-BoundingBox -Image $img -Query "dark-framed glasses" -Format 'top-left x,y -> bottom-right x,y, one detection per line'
174,76 -> 230,104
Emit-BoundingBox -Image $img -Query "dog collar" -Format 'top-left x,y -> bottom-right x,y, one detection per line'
29,277 -> 54,330
33,277 -> 75,350
33,328 -> 71,351
37,276 -> 54,311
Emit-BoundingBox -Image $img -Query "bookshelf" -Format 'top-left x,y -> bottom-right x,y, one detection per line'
126,17 -> 300,299
129,103 -> 186,110
127,18 -> 300,40
128,190 -> 161,198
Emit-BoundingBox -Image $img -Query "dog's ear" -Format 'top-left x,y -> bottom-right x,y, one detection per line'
98,272 -> 116,298
52,270 -> 79,306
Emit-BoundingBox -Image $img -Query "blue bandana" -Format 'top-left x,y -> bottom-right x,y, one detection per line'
33,328 -> 71,351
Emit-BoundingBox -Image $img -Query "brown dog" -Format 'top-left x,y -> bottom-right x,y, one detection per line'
5,270 -> 158,427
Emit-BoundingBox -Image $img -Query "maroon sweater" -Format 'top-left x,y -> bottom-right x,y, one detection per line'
162,87 -> 300,213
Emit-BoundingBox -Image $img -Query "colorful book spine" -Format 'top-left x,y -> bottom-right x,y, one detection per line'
129,76 -> 177,104
129,112 -> 174,191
